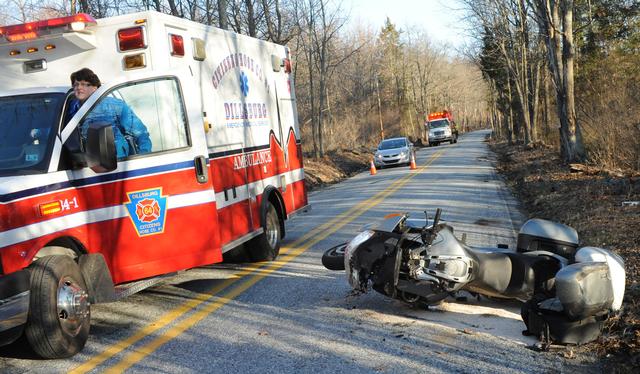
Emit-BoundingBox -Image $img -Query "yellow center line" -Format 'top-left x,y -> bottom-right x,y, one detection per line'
70,150 -> 443,373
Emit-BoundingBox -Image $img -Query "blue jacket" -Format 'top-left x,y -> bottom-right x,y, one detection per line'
70,97 -> 152,158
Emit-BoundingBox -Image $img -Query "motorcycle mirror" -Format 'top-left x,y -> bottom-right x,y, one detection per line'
421,208 -> 443,246
433,208 -> 442,227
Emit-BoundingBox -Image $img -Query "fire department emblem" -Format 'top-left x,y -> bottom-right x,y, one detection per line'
124,188 -> 168,237
136,198 -> 160,222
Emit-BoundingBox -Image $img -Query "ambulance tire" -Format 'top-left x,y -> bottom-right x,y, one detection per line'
25,255 -> 90,359
248,202 -> 281,261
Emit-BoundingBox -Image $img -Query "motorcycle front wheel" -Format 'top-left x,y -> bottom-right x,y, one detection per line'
322,243 -> 346,271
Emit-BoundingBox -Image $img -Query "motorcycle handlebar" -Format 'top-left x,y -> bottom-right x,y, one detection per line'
433,208 -> 442,227
421,208 -> 443,246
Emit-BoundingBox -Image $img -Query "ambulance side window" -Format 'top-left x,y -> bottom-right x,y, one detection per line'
108,78 -> 189,156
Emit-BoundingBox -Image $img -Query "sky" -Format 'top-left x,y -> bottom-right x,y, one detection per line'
344,0 -> 472,48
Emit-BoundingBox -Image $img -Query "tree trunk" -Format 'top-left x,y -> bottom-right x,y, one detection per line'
245,0 -> 257,37
506,72 -> 515,144
167,0 -> 180,16
560,0 -> 585,161
534,0 -> 585,162
79,0 -> 90,14
218,0 -> 228,29
375,78 -> 385,140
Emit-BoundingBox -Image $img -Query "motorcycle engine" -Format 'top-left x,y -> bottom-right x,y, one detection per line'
407,248 -> 473,284
427,258 -> 470,279
418,255 -> 473,284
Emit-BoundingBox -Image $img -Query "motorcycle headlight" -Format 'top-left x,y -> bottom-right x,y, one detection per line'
345,230 -> 375,288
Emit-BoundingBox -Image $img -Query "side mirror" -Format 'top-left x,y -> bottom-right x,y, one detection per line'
86,122 -> 117,173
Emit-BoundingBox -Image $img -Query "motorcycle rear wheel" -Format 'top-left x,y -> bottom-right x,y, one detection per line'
322,243 -> 346,271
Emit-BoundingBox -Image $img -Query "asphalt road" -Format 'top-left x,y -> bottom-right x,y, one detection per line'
0,130 -> 601,373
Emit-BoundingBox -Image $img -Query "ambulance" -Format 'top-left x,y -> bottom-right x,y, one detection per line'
0,11 -> 308,358
426,110 -> 458,146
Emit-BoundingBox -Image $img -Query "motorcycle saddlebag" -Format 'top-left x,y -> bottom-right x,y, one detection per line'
522,297 -> 604,345
522,261 -> 615,345
555,261 -> 614,320
517,219 -> 578,260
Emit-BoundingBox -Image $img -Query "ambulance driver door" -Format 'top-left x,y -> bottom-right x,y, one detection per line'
72,76 -> 219,284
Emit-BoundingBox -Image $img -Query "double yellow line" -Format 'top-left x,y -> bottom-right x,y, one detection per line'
70,150 -> 443,373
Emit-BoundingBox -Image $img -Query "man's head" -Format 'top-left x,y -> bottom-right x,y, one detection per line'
70,68 -> 101,102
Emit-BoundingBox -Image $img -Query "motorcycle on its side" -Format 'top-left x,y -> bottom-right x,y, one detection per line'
322,209 -> 625,345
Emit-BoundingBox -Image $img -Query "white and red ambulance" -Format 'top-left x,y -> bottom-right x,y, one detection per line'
0,11 -> 307,358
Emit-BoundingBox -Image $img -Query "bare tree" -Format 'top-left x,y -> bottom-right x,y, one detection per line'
463,0 -> 544,145
530,0 -> 585,162
293,0 -> 348,158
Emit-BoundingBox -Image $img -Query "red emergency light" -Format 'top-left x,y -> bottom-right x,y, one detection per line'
169,34 -> 184,56
118,26 -> 146,51
0,13 -> 97,42
283,58 -> 292,73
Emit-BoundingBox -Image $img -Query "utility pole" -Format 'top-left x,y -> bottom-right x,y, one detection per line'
375,78 -> 384,140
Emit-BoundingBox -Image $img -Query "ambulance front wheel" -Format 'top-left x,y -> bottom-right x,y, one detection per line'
25,255 -> 90,358
249,202 -> 282,261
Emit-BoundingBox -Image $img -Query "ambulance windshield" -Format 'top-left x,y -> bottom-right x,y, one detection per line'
429,119 -> 449,129
0,93 -> 64,175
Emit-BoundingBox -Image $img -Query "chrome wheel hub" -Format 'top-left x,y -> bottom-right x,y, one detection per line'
57,275 -> 90,336
265,209 -> 279,248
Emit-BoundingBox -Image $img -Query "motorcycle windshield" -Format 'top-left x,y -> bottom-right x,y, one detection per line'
344,230 -> 375,290
0,93 -> 64,176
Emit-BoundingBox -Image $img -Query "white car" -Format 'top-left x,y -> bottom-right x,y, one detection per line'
374,137 -> 414,168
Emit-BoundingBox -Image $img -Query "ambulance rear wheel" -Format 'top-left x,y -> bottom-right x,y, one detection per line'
249,202 -> 281,261
25,255 -> 90,358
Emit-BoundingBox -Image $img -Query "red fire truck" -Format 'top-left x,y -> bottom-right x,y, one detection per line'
0,11 -> 307,358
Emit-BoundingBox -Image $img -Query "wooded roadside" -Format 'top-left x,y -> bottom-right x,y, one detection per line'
490,140 -> 640,373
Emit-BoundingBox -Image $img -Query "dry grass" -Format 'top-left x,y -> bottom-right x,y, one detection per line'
490,140 -> 640,372
303,147 -> 372,191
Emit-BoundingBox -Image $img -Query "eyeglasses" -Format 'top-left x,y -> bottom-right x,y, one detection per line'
73,82 -> 93,88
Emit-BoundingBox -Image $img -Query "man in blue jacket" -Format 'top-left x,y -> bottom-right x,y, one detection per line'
68,68 -> 152,158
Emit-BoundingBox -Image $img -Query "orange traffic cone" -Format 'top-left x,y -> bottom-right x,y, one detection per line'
370,158 -> 377,175
409,153 -> 417,170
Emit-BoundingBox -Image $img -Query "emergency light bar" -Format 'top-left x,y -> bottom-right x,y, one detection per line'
428,111 -> 452,121
0,13 -> 97,43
